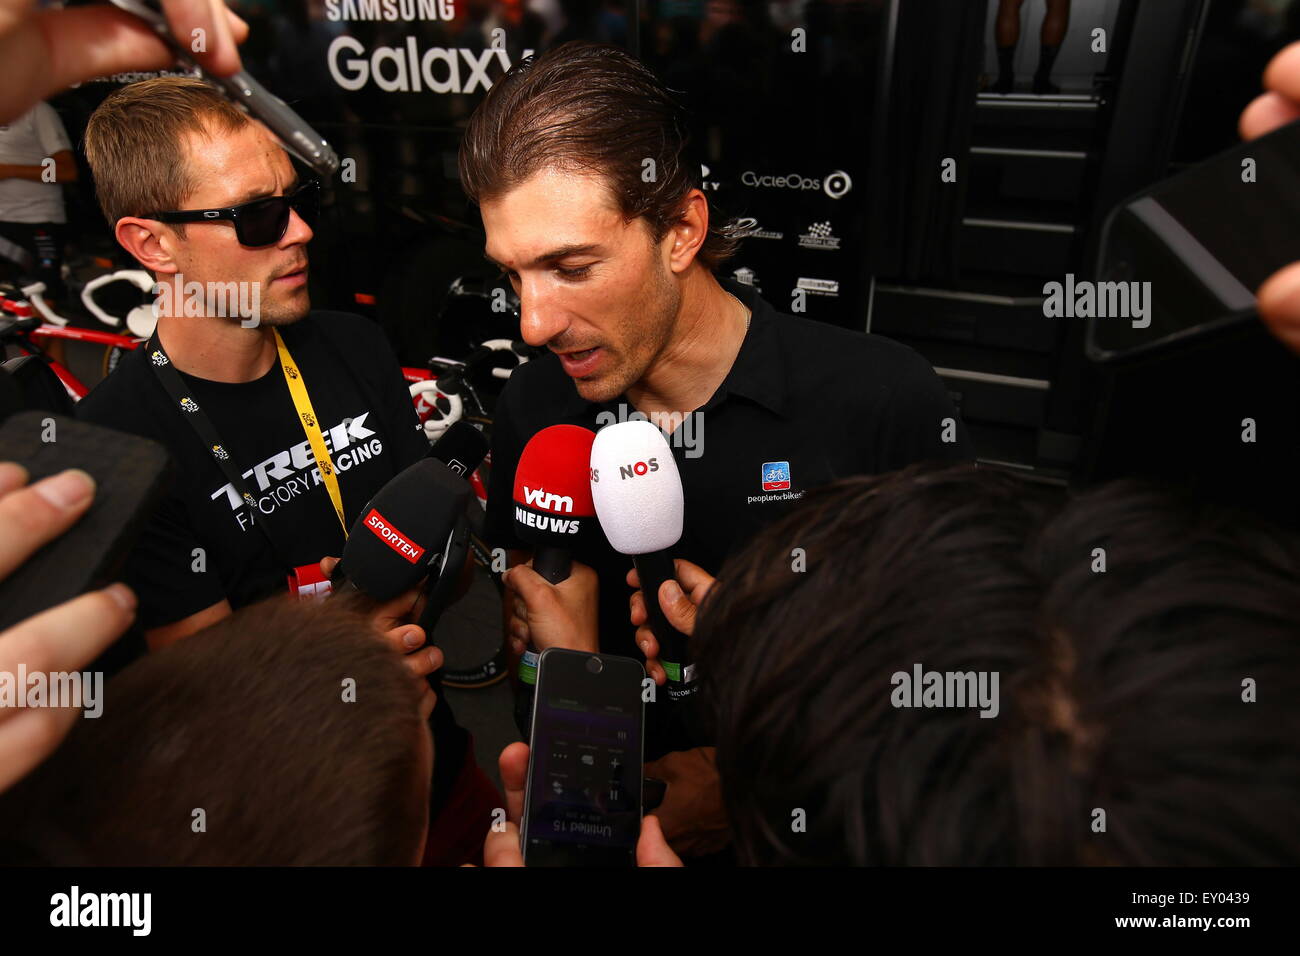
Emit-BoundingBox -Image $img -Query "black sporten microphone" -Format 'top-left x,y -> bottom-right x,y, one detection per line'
331,458 -> 470,603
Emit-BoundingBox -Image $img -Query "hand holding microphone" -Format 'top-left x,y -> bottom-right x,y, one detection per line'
507,425 -> 597,688
626,559 -> 715,685
322,457 -> 474,713
502,560 -> 599,655
589,420 -> 695,700
319,555 -> 440,704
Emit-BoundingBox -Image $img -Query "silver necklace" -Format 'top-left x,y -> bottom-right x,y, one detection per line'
726,290 -> 752,332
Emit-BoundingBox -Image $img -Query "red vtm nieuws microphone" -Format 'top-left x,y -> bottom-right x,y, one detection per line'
512,425 -> 597,583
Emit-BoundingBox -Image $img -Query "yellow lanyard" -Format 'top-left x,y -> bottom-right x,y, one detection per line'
274,329 -> 348,539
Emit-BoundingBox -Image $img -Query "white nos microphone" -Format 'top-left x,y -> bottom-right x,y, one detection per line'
590,420 -> 694,697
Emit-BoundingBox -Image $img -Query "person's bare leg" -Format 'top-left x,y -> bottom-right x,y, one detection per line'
1034,0 -> 1070,94
1041,0 -> 1070,46
994,0 -> 1025,93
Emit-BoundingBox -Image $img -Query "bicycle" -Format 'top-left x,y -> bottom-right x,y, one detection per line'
405,278 -> 535,687
0,279 -> 142,408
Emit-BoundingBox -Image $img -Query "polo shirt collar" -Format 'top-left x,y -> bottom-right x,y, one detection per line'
554,278 -> 790,419
712,278 -> 788,417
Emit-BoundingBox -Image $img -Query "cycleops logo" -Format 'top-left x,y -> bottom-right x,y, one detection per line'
211,444 -> 229,461
325,0 -> 455,22
209,411 -> 386,530
149,349 -> 168,367
619,459 -> 659,479
328,37 -> 532,93
740,169 -> 853,199
179,397 -> 200,413
522,486 -> 574,513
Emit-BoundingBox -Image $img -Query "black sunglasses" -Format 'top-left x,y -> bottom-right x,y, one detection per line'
147,179 -> 321,247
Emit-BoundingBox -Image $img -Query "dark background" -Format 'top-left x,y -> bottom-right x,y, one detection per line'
38,0 -> 1300,508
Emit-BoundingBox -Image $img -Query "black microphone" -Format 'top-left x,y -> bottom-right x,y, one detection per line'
426,418 -> 488,479
331,458 -> 470,603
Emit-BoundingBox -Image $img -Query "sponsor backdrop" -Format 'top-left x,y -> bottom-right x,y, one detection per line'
53,0 -> 893,364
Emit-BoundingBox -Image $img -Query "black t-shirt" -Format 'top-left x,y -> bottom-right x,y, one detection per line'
78,310 -> 430,628
486,280 -> 973,756
78,311 -> 472,811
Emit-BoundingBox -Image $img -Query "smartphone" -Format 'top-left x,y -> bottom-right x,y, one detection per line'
1088,118 -> 1300,361
0,412 -> 172,630
107,0 -> 339,178
521,649 -> 645,867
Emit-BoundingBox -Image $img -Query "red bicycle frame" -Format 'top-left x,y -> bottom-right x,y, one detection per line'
14,324 -> 142,401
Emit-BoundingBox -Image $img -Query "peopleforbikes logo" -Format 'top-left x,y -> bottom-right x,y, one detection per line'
327,37 -> 532,93
152,274 -> 261,326
0,667 -> 103,718
740,169 -> 853,199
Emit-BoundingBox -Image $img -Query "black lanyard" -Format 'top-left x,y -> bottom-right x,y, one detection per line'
144,333 -> 291,566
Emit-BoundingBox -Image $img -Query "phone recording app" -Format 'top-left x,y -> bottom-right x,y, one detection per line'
525,688 -> 642,866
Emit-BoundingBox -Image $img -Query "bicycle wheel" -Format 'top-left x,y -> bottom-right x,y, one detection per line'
101,343 -> 127,380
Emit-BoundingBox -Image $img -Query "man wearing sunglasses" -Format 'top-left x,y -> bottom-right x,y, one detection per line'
75,77 -> 498,866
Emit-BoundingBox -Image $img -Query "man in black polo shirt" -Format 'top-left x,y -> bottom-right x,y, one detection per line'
461,43 -> 970,855
75,77 -> 495,864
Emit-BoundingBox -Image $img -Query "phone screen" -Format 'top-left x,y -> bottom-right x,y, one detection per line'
1091,119 -> 1300,359
522,650 -> 644,867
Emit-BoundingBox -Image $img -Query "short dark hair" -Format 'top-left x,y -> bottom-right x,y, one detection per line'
0,596 -> 429,865
694,463 -> 1300,866
458,41 -> 740,270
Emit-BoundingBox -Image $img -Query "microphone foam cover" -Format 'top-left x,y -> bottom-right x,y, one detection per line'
513,425 -> 597,546
340,458 -> 469,601
589,420 -> 683,555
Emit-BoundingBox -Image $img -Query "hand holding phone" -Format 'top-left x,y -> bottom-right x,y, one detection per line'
483,741 -> 682,867
107,0 -> 339,178
0,0 -> 247,124
0,461 -> 139,793
520,649 -> 645,866
1241,41 -> 1300,356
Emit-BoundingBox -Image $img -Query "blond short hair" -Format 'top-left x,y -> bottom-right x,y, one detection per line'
84,76 -> 250,230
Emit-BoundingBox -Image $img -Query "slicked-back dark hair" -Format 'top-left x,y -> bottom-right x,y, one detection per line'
694,463 -> 1300,866
458,41 -> 739,270
0,595 -> 429,865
